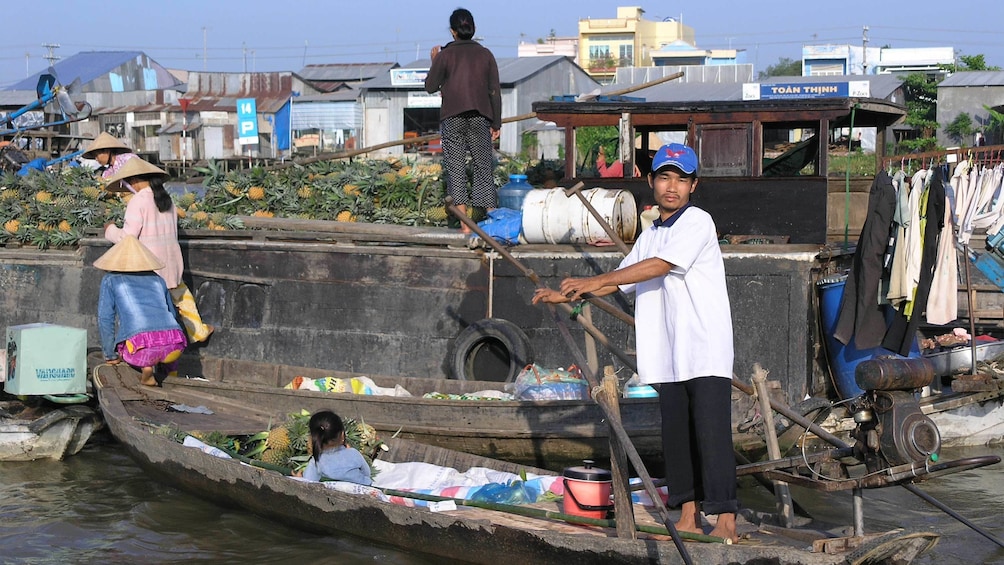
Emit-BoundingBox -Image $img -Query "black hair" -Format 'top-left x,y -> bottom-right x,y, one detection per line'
449,8 -> 476,40
309,410 -> 346,463
147,175 -> 173,213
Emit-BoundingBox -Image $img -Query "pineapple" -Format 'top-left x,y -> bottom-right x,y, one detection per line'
1,188 -> 19,201
297,185 -> 313,199
81,186 -> 102,200
248,186 -> 266,201
37,222 -> 53,232
343,184 -> 360,196
266,426 -> 291,451
176,192 -> 197,209
223,181 -> 243,197
192,211 -> 209,223
58,220 -> 73,232
176,208 -> 187,219
251,210 -> 274,218
35,191 -> 53,203
425,207 -> 448,222
381,172 -> 398,184
336,210 -> 356,222
260,448 -> 289,466
4,219 -> 21,233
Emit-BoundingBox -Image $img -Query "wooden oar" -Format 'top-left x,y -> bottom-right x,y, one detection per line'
378,488 -> 728,544
446,197 -> 694,565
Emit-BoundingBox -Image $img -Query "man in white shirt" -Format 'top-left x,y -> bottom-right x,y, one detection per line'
533,143 -> 737,543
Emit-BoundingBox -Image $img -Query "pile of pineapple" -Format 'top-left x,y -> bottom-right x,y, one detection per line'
186,409 -> 385,477
0,168 -> 124,249
0,154 -> 564,249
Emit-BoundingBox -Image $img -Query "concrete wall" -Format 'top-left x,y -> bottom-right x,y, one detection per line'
937,85 -> 1004,146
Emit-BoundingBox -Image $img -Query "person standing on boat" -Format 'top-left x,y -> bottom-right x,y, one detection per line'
297,411 -> 373,485
81,132 -> 138,186
95,235 -> 188,387
532,143 -> 738,543
102,158 -> 214,343
424,7 -> 502,234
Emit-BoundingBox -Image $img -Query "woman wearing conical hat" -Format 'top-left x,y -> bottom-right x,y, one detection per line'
95,235 -> 188,386
81,132 -> 138,184
102,157 -> 214,343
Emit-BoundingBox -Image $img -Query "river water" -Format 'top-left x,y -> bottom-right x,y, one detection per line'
1,432 -> 1002,564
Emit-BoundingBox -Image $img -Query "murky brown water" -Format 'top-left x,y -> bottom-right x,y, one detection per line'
1,433 -> 1002,564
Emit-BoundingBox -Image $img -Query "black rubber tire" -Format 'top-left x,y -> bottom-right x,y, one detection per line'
450,318 -> 533,382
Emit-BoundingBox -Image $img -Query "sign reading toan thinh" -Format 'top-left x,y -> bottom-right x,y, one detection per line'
236,97 -> 259,145
742,81 -> 870,101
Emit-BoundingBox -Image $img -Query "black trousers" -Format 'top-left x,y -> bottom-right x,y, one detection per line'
658,376 -> 738,516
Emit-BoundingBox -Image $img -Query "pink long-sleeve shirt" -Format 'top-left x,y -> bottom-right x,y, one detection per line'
104,188 -> 184,289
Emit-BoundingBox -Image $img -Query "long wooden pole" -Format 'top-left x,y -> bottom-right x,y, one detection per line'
275,71 -> 687,169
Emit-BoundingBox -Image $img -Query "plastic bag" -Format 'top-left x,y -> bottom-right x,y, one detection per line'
470,480 -> 541,505
507,364 -> 588,400
477,208 -> 522,246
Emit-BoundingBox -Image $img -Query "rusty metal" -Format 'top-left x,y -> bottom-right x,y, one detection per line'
854,357 -> 935,391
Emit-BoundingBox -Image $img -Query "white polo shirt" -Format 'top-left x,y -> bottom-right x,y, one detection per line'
618,206 -> 734,384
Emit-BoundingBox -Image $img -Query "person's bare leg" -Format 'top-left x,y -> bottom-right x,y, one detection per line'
140,366 -> 157,387
709,512 -> 737,543
457,203 -> 471,234
674,500 -> 703,535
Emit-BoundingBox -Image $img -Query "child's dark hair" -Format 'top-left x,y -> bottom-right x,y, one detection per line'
309,410 -> 346,463
449,8 -> 476,40
146,175 -> 173,213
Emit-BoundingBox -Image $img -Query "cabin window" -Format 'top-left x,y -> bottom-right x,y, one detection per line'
697,125 -> 751,177
763,124 -> 819,177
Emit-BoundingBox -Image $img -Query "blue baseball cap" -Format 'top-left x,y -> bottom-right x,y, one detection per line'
651,143 -> 698,175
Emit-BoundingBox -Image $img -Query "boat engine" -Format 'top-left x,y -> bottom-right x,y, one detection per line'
848,357 -> 941,473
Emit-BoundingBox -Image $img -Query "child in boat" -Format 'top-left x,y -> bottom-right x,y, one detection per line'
95,235 -> 188,387
81,132 -> 138,184
300,410 -> 373,485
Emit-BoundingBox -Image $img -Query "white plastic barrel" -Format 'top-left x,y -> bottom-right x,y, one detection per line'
522,188 -> 638,245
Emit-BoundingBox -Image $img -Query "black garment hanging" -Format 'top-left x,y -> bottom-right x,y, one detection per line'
882,166 -> 947,355
834,171 -> 897,349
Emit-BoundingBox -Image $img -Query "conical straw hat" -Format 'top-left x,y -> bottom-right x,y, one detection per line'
102,157 -> 168,192
93,235 -> 165,272
82,132 -> 131,158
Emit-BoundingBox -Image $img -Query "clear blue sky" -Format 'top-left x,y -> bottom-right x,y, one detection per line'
1,0 -> 1001,87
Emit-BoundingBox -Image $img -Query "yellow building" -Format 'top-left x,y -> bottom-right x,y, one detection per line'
578,6 -> 696,83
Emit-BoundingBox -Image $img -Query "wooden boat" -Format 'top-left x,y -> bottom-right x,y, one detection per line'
0,399 -> 102,461
166,354 -> 1004,470
94,361 -> 943,565
170,355 -> 663,469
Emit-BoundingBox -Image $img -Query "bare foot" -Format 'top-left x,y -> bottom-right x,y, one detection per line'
709,513 -> 738,543
140,366 -> 157,387
674,501 -> 704,536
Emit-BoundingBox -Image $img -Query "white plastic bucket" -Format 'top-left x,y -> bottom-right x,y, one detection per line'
522,187 -> 638,245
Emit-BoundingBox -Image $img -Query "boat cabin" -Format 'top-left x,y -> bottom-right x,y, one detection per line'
532,96 -> 907,244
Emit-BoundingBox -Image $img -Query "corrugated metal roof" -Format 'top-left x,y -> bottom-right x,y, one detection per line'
6,51 -> 182,92
0,90 -> 38,107
613,73 -> 904,103
362,55 -> 575,89
298,63 -> 398,82
940,70 -> 1004,87
180,72 -> 301,113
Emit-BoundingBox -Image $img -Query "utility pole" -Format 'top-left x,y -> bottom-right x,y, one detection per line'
862,25 -> 869,75
41,43 -> 61,66
24,52 -> 30,77
242,42 -> 247,72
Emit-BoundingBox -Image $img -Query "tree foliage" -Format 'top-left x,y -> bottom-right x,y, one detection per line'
758,57 -> 802,79
899,72 -> 940,152
944,112 -> 974,143
958,54 -> 1000,71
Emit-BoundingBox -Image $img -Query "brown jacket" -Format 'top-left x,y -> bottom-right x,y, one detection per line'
425,40 -> 501,129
